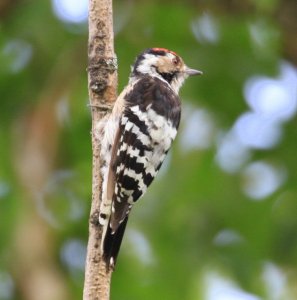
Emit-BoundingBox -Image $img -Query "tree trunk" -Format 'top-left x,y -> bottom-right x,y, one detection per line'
83,0 -> 117,299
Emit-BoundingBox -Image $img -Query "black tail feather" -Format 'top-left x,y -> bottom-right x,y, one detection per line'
103,217 -> 129,269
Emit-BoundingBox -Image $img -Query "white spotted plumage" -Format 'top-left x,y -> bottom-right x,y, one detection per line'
98,48 -> 202,269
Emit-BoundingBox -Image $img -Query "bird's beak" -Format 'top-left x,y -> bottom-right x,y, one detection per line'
185,67 -> 203,76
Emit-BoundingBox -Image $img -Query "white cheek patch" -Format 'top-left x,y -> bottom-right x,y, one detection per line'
136,54 -> 158,74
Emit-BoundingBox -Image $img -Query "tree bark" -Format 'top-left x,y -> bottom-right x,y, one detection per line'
83,0 -> 117,299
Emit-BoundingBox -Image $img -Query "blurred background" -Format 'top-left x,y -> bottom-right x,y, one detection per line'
0,0 -> 297,299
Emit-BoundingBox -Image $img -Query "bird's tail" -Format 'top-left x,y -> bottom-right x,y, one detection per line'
102,217 -> 129,270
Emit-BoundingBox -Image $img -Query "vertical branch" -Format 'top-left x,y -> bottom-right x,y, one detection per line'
83,0 -> 117,299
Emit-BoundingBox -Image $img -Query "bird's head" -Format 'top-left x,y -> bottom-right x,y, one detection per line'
130,48 -> 202,93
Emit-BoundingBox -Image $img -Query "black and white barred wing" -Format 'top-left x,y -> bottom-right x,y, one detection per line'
102,78 -> 181,267
103,107 -> 177,266
102,106 -> 154,265
109,106 -> 159,233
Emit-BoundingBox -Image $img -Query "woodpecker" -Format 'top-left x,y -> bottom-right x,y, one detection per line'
97,48 -> 202,269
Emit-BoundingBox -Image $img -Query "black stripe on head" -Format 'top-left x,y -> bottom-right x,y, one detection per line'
156,71 -> 177,84
146,48 -> 167,56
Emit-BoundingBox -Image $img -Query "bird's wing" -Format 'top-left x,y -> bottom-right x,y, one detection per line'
102,76 -> 181,268
107,105 -> 153,233
102,103 -> 154,268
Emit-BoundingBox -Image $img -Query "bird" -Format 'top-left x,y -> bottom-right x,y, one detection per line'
97,48 -> 202,269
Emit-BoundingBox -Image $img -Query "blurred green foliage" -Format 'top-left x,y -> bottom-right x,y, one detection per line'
0,0 -> 297,299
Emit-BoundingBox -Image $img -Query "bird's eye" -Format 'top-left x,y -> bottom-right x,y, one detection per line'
172,58 -> 179,65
